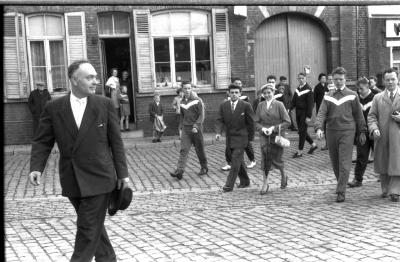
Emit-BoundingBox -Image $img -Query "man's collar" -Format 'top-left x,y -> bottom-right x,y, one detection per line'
299,83 -> 307,89
387,86 -> 399,95
70,92 -> 87,102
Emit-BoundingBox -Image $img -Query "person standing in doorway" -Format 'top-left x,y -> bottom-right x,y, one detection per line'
216,83 -> 255,192
29,60 -> 129,262
290,72 -> 318,158
170,81 -> 208,180
315,67 -> 366,203
368,68 -> 400,202
106,68 -> 120,116
118,85 -> 131,131
28,81 -> 51,135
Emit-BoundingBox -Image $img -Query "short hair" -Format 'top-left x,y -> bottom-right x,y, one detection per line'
368,76 -> 377,82
231,77 -> 241,83
228,83 -> 242,92
357,76 -> 369,86
383,68 -> 398,78
176,88 -> 183,94
332,67 -> 347,76
68,59 -> 91,79
110,67 -> 118,76
318,73 -> 327,80
181,80 -> 191,87
279,76 -> 287,81
267,75 -> 276,81
298,72 -> 306,77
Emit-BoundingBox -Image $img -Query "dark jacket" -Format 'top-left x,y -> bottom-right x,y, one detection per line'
28,89 -> 52,118
314,82 -> 328,112
149,101 -> 163,123
252,95 -> 266,112
359,91 -> 375,128
30,94 -> 128,197
216,99 -> 255,149
180,92 -> 204,130
291,83 -> 314,118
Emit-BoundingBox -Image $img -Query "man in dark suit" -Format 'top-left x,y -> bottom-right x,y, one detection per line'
28,81 -> 51,135
29,60 -> 129,262
216,84 -> 255,192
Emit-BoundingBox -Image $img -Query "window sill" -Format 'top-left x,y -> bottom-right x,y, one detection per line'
136,86 -> 256,97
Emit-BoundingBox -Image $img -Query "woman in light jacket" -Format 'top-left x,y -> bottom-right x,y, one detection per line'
255,83 -> 291,195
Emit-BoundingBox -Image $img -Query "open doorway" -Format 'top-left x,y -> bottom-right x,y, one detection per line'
100,37 -> 135,122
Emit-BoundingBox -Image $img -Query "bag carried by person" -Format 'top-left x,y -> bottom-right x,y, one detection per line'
154,115 -> 167,132
275,124 -> 290,148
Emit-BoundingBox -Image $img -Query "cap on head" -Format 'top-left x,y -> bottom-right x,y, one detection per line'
261,83 -> 275,92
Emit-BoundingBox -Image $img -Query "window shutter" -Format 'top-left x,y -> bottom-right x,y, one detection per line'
212,8 -> 231,89
4,13 -> 29,99
65,12 -> 87,65
133,10 -> 154,93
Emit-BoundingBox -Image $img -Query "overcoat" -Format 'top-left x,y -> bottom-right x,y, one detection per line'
368,90 -> 400,176
30,93 -> 128,197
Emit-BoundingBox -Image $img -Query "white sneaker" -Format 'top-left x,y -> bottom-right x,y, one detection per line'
247,161 -> 256,169
221,165 -> 231,171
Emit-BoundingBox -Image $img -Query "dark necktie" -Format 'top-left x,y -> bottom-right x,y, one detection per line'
231,102 -> 235,113
390,91 -> 394,102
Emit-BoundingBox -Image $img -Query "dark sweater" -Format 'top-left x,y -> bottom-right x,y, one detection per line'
359,91 -> 375,126
291,83 -> 314,118
314,82 -> 328,112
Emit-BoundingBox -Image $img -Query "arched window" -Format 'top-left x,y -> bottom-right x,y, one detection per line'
151,11 -> 212,88
26,14 -> 67,93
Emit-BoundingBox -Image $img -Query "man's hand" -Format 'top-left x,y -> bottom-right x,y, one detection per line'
316,129 -> 324,140
358,132 -> 366,146
305,117 -> 312,124
261,127 -> 269,135
392,113 -> 400,123
215,134 -> 221,141
373,129 -> 381,139
29,171 -> 42,186
192,127 -> 198,133
117,177 -> 129,190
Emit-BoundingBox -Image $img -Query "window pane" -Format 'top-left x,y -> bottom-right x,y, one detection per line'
30,41 -> 47,87
195,37 -> 210,61
175,62 -> 191,82
28,16 -> 45,36
154,38 -> 170,62
174,38 -> 190,62
191,13 -> 209,35
49,41 -> 67,92
46,15 -> 63,36
393,47 -> 400,61
196,61 -> 211,85
98,13 -> 113,35
152,13 -> 170,35
114,13 -> 129,34
171,13 -> 190,35
155,63 -> 171,87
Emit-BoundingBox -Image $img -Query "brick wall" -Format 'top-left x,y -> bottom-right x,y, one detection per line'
339,6 -> 358,80
4,103 -> 34,145
357,6 -> 369,77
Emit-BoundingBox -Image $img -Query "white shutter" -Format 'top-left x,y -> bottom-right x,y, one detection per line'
133,9 -> 154,93
212,8 -> 231,89
4,13 -> 29,99
65,12 -> 87,65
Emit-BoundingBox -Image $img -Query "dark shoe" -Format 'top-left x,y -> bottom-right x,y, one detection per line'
348,180 -> 362,188
368,159 -> 373,163
259,184 -> 269,195
308,145 -> 318,154
152,139 -> 157,143
197,167 -> 208,176
157,138 -> 161,142
125,128 -> 130,131
336,192 -> 345,202
170,170 -> 183,180
120,129 -> 125,132
321,146 -> 328,151
351,160 -> 357,163
222,186 -> 233,192
280,174 -> 288,189
381,192 -> 388,198
237,183 -> 250,189
292,152 -> 303,158
390,194 -> 399,202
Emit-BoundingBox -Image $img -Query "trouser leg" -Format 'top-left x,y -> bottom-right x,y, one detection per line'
224,148 -> 245,188
177,127 -> 192,171
336,130 -> 355,193
380,174 -> 390,194
192,129 -> 208,169
354,136 -> 370,182
326,130 -> 340,181
245,141 -> 255,162
225,146 -> 232,164
68,193 -> 116,262
296,111 -> 307,150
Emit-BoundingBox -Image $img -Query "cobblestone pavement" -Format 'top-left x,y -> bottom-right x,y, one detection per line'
4,137 -> 400,262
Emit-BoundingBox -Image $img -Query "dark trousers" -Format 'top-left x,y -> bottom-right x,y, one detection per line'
224,147 -> 250,189
354,137 -> 373,182
68,193 -> 116,262
326,129 -> 355,194
289,109 -> 298,129
225,141 -> 255,163
32,116 -> 40,136
296,109 -> 314,150
177,126 -> 208,171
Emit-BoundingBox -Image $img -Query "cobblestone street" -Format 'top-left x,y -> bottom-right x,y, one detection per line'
4,136 -> 400,262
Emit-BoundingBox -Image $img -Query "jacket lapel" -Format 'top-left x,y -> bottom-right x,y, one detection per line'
382,90 -> 393,106
58,93 -> 79,139
232,99 -> 243,119
73,95 -> 98,151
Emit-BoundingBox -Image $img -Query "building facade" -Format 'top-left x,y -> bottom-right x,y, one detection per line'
3,5 -> 400,144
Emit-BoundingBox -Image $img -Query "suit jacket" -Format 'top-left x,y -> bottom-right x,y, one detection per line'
215,99 -> 255,149
30,93 -> 128,197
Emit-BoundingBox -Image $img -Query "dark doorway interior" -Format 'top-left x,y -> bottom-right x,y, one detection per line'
102,38 -> 135,122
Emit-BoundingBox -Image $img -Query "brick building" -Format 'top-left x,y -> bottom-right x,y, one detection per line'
3,5 -> 400,144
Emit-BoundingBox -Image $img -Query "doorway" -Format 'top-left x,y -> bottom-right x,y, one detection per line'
100,37 -> 135,122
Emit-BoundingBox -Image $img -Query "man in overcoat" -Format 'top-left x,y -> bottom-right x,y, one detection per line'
29,60 -> 129,261
216,84 -> 255,192
368,68 -> 400,202
28,81 -> 51,135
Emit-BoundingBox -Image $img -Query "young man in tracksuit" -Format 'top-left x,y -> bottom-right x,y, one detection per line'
348,77 -> 375,188
315,67 -> 366,202
290,72 -> 318,158
170,81 -> 208,180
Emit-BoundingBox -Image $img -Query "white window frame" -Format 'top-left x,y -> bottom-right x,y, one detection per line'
26,13 -> 68,93
390,46 -> 400,70
97,12 -> 130,38
151,10 -> 213,88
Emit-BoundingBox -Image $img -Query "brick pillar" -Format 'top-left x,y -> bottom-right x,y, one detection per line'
357,6 -> 369,78
339,6 -> 357,80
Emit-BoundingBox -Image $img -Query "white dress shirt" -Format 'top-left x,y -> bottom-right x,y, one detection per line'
231,100 -> 238,111
70,92 -> 87,129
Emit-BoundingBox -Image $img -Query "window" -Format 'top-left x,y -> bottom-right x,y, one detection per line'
98,12 -> 130,36
26,14 -> 67,93
151,11 -> 212,88
391,46 -> 400,71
